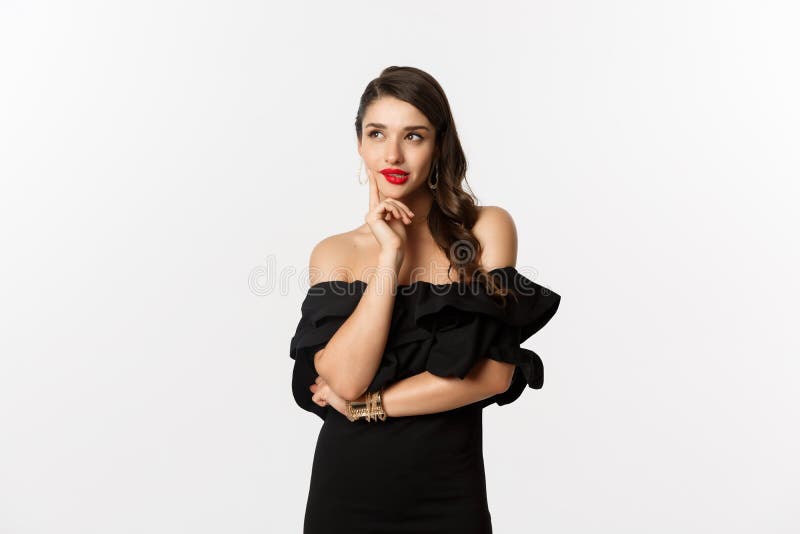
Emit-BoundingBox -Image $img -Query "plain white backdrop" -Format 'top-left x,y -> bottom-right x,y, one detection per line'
1,1 -> 798,532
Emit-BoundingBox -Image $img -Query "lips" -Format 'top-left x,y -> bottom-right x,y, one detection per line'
380,168 -> 409,184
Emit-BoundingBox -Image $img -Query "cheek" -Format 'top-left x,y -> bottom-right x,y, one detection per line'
412,158 -> 434,175
362,152 -> 380,168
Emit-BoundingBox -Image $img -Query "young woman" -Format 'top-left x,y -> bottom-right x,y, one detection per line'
289,66 -> 561,533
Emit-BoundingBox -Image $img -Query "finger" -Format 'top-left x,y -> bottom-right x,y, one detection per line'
391,199 -> 415,219
315,376 -> 323,385
382,201 -> 401,221
382,201 -> 411,225
380,200 -> 405,223
386,199 -> 415,219
384,200 -> 411,223
374,198 -> 407,222
368,166 -> 380,211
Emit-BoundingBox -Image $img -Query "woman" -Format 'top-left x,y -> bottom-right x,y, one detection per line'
289,66 -> 561,533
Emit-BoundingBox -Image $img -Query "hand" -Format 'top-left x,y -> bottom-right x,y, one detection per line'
364,166 -> 415,263
309,376 -> 351,417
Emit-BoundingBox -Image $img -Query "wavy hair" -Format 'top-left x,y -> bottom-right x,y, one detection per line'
354,66 -> 515,306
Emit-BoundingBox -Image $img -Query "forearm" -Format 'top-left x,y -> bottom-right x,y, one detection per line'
314,261 -> 399,400
375,359 -> 514,417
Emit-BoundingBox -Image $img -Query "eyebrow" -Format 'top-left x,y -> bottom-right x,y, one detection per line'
364,122 -> 432,132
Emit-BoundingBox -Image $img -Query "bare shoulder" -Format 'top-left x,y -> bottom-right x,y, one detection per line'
308,230 -> 358,285
472,205 -> 518,271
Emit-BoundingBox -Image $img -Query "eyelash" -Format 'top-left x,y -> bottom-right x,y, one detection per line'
368,131 -> 424,141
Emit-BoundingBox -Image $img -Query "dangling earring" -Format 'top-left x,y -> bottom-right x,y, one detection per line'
428,161 -> 439,191
357,159 -> 368,185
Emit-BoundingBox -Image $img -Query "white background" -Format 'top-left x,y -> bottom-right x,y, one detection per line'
1,1 -> 798,532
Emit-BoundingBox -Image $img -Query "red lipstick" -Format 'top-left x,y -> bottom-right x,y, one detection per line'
380,168 -> 409,185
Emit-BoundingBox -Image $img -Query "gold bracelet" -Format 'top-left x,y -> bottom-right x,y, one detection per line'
366,389 -> 387,422
345,399 -> 366,422
345,390 -> 387,422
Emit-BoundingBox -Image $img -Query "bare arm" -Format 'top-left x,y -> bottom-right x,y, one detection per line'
375,357 -> 513,417
368,205 -> 524,415
311,205 -> 520,405
311,165 -> 418,400
310,244 -> 401,401
466,205 -> 520,391
314,263 -> 397,400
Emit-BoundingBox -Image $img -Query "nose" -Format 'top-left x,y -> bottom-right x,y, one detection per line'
384,139 -> 403,164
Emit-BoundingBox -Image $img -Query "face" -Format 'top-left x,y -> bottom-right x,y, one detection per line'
357,95 -> 437,199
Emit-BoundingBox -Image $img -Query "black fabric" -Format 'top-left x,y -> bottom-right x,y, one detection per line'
288,266 -> 561,532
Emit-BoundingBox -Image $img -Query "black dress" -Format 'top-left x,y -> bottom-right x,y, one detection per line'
289,266 -> 561,533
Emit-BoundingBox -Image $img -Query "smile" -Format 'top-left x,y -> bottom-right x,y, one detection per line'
380,170 -> 409,184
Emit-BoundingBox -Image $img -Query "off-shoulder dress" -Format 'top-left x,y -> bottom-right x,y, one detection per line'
289,266 -> 561,534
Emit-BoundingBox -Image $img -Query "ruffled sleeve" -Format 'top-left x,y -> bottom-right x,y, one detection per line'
288,281 -> 364,420
288,267 -> 561,418
366,266 -> 562,409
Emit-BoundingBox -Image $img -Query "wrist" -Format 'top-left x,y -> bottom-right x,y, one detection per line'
367,264 -> 399,293
377,252 -> 403,272
344,389 -> 387,422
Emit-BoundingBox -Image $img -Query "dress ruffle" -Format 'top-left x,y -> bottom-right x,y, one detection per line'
289,266 -> 561,419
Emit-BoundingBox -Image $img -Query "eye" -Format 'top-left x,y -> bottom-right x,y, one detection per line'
367,130 -> 383,138
407,133 -> 424,141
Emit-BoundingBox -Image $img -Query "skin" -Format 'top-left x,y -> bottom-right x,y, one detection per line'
309,95 -> 519,418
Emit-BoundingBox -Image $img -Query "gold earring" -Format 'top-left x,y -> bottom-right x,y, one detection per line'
357,159 -> 368,185
428,161 -> 439,190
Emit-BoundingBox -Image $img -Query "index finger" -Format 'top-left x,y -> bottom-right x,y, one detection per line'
368,166 -> 380,210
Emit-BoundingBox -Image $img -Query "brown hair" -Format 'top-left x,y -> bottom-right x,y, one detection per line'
354,66 -> 514,306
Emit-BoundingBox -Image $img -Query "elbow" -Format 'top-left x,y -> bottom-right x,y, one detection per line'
490,379 -> 511,396
489,363 -> 515,394
313,348 -> 366,402
324,375 -> 364,402
337,384 -> 366,402
313,348 -> 327,379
